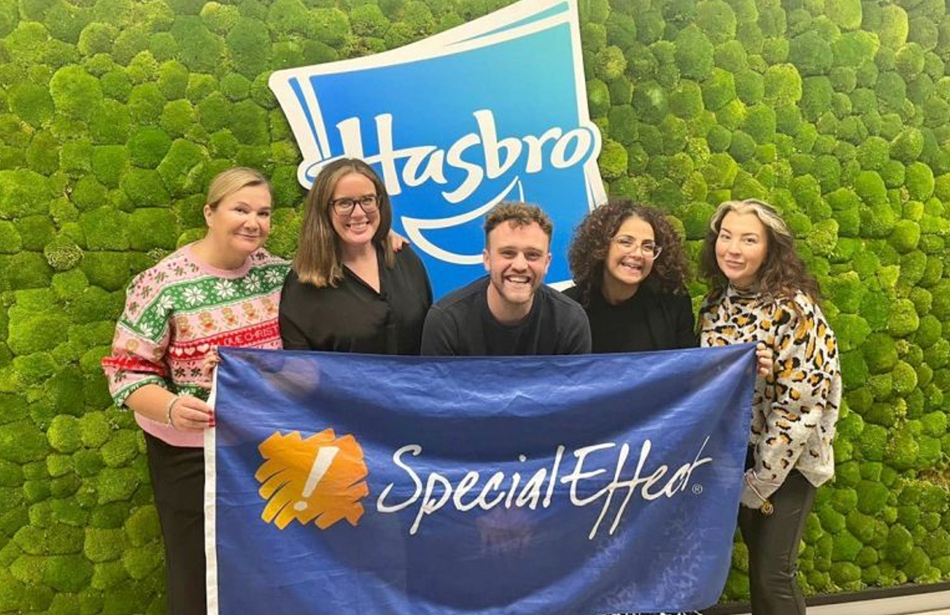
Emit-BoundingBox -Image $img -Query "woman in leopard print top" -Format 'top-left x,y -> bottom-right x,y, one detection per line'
698,199 -> 841,615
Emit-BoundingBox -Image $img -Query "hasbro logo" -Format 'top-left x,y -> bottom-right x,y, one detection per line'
270,0 -> 606,298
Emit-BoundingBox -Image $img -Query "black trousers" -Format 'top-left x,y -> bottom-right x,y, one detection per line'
739,469 -> 816,615
145,433 -> 207,615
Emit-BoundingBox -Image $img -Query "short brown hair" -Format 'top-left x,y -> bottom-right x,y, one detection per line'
206,167 -> 270,211
293,158 -> 394,288
484,202 -> 553,247
568,198 -> 690,307
700,198 -> 820,303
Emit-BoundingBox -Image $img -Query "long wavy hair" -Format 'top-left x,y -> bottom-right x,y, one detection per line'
699,198 -> 820,303
293,158 -> 394,288
568,199 -> 690,307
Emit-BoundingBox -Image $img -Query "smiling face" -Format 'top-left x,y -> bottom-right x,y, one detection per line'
483,221 -> 552,322
329,171 -> 379,249
602,215 -> 656,300
203,183 -> 272,259
715,210 -> 769,288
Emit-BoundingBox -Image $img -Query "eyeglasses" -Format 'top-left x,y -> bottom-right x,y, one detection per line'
612,235 -> 662,258
331,194 -> 379,215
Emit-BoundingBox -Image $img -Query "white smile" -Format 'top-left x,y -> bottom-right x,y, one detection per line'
347,220 -> 369,231
504,275 -> 531,286
619,258 -> 644,274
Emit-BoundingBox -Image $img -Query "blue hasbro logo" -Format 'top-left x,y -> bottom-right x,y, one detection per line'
270,0 -> 606,298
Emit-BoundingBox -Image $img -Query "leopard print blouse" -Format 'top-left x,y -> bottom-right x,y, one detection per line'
699,285 -> 841,502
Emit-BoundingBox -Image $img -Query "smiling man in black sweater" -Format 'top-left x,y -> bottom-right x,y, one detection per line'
421,202 -> 591,356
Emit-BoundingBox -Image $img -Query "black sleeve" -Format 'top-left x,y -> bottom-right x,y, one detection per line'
420,305 -> 459,356
673,293 -> 699,349
278,272 -> 316,351
559,305 -> 592,355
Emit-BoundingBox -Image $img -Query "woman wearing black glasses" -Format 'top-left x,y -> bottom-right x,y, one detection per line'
564,199 -> 696,352
279,157 -> 432,354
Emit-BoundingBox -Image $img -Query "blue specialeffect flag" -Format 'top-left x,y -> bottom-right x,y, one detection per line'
205,345 -> 756,615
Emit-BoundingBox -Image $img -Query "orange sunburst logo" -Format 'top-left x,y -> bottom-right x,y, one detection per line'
255,429 -> 369,530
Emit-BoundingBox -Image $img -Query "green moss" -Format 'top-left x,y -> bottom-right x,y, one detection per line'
858,478 -> 890,513
96,467 -> 138,504
715,40 -> 748,72
669,80 -> 704,119
701,68 -> 736,111
905,162 -> 935,200
171,15 -> 225,73
789,30 -> 833,76
225,17 -> 271,79
79,252 -> 130,291
897,42 -> 926,79
761,63 -> 802,104
49,65 -> 103,121
126,83 -> 165,124
119,168 -> 170,208
890,220 -> 922,253
127,127 -> 171,169
586,78 -> 610,117
101,430 -> 139,469
800,76 -> 833,122
735,70 -> 764,105
598,139 -> 628,180
122,545 -> 162,579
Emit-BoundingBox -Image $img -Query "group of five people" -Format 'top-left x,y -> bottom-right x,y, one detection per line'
102,159 -> 841,615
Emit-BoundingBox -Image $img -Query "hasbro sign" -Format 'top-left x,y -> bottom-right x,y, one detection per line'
269,0 -> 606,297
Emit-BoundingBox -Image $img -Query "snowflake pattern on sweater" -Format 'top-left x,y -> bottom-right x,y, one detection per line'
102,245 -> 289,416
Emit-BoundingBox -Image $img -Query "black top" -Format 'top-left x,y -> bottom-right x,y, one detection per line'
563,284 -> 697,353
279,246 -> 432,355
421,276 -> 591,356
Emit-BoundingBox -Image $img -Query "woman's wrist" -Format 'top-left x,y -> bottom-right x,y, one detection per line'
164,394 -> 181,429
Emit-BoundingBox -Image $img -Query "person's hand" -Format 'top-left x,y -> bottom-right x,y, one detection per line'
755,342 -> 773,377
169,394 -> 214,431
199,347 -> 220,390
388,230 -> 409,252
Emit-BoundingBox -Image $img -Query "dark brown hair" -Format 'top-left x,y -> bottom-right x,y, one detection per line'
484,202 -> 553,246
293,158 -> 394,288
568,198 -> 690,306
699,198 -> 820,303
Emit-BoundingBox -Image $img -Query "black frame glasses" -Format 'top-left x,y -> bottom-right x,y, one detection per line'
331,194 -> 379,215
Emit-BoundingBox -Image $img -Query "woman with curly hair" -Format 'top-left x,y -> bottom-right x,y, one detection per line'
564,198 -> 696,352
699,199 -> 841,615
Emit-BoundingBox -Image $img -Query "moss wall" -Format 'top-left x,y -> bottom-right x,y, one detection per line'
0,0 -> 949,612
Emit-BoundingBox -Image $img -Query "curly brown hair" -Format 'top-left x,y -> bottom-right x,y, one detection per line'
568,198 -> 690,307
484,202 -> 553,246
699,199 -> 820,303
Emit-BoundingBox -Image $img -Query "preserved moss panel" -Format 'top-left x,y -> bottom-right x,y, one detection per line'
1,0 -> 950,611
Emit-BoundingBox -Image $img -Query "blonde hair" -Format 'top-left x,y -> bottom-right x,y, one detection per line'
293,158 -> 394,288
708,198 -> 793,239
700,198 -> 820,302
206,167 -> 270,211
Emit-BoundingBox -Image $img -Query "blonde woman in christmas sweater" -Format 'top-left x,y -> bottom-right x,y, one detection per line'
699,199 -> 841,615
102,167 -> 288,615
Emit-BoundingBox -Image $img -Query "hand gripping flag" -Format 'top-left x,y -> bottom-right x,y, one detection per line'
205,345 -> 756,615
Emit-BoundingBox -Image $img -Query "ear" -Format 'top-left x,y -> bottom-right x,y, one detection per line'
543,251 -> 552,275
483,248 -> 490,272
203,204 -> 214,227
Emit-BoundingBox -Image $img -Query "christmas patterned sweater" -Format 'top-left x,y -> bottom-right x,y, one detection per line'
102,244 -> 290,447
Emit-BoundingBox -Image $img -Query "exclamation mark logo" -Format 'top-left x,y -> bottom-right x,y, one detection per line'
293,446 -> 339,511
256,429 -> 370,529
